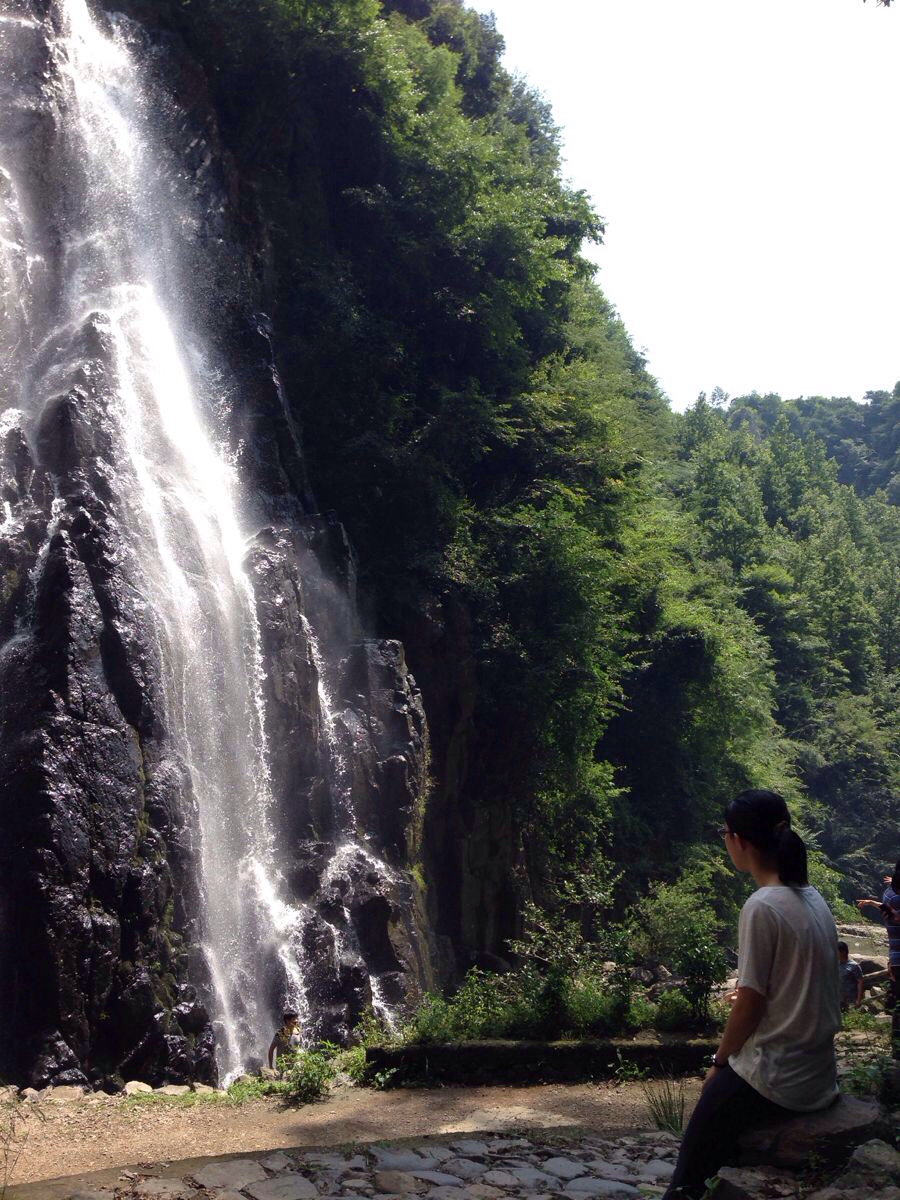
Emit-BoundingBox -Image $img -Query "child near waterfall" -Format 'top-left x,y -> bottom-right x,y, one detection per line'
267,1010 -> 301,1070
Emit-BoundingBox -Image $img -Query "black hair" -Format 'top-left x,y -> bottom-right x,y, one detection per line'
891,861 -> 900,893
837,941 -> 848,954
725,788 -> 808,887
282,1010 -> 299,1023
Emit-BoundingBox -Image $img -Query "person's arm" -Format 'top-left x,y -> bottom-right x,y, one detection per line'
267,1036 -> 278,1069
857,898 -> 883,910
706,986 -> 766,1087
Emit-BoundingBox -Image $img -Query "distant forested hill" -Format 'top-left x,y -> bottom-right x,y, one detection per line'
157,0 -> 895,943
729,387 -> 900,502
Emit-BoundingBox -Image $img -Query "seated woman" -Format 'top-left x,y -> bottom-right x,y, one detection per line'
664,789 -> 840,1200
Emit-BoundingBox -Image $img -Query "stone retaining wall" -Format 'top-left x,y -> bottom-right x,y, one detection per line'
365,1038 -> 718,1085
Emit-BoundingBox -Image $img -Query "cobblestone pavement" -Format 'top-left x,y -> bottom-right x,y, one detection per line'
56,1132 -> 678,1200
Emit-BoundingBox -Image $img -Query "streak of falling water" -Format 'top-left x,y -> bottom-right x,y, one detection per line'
0,0 -> 311,1077
301,609 -> 404,1028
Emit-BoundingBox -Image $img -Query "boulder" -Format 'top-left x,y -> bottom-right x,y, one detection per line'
807,1189 -> 900,1200
191,1160 -> 268,1189
132,1181 -> 193,1199
834,1138 -> 900,1186
123,1080 -> 153,1095
739,1095 -> 887,1169
714,1164 -> 800,1199
860,957 -> 890,975
243,1179 -> 319,1200
46,1085 -> 87,1102
374,1172 -> 427,1194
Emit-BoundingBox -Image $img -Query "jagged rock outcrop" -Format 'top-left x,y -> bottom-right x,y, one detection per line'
0,0 -> 434,1085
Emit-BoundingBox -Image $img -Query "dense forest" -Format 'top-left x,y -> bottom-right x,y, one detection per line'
154,0 -> 897,948
160,0 -> 897,909
2,0 -> 899,1089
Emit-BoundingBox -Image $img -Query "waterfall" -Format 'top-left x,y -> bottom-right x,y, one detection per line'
0,0 -> 313,1079
0,0 -> 426,1086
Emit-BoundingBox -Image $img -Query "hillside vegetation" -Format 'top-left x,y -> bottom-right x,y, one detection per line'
169,0 -> 898,949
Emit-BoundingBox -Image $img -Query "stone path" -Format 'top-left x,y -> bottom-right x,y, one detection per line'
42,1133 -> 679,1200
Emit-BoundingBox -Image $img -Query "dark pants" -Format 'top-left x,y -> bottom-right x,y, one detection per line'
663,1066 -> 790,1200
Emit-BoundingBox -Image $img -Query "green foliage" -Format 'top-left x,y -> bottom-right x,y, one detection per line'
162,0 -> 899,942
612,1049 -> 647,1084
653,990 -> 696,1033
841,1007 -> 879,1032
280,1049 -> 337,1104
629,873 -> 728,1021
335,1045 -> 368,1084
842,1051 -> 895,1101
641,1076 -> 686,1135
225,1075 -> 286,1103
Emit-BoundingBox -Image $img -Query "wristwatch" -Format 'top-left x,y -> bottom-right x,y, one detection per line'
711,1055 -> 728,1069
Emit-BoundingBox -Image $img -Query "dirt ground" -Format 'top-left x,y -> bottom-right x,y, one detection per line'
7,1078 -> 703,1188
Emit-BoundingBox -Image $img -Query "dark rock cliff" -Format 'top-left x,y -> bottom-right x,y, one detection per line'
0,0 -> 434,1087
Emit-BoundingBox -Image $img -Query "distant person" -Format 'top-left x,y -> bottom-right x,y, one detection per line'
267,1010 -> 301,1070
663,789 -> 840,1200
855,860 -> 900,979
838,942 -> 864,1011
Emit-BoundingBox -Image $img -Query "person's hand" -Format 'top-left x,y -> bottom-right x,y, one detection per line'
885,876 -> 893,886
702,1065 -> 719,1091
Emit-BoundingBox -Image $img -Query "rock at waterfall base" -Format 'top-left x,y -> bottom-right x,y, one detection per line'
243,1178 -> 320,1200
714,1165 -> 800,1199
132,1180 -> 193,1199
191,1159 -> 268,1189
738,1094 -> 885,1167
374,1170 -> 427,1193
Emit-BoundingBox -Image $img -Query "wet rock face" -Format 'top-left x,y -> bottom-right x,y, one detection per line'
0,338 -> 212,1086
0,0 -> 437,1086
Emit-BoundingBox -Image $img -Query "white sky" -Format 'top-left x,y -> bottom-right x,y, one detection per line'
467,0 -> 900,411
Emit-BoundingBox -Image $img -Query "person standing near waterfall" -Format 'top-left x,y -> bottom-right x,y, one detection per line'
663,789 -> 840,1200
267,1011 -> 301,1070
855,860 -> 900,981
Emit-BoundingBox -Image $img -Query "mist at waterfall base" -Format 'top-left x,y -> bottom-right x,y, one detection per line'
0,0 -> 427,1085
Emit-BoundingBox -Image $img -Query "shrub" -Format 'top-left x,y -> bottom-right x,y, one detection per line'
627,992 -> 658,1031
630,874 -> 726,1021
401,993 -> 455,1044
654,989 -> 694,1032
225,1075 -> 286,1103
672,929 -> 726,1021
280,1049 -> 336,1104
336,1045 -> 368,1084
566,977 -> 620,1036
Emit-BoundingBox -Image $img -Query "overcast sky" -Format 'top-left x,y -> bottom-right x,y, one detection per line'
467,0 -> 900,411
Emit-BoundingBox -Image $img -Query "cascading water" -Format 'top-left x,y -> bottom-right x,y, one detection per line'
0,0 -> 427,1085
302,615 -> 404,1030
0,0 -> 315,1078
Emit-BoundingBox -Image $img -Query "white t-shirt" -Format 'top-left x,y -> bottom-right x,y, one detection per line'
729,885 -> 840,1111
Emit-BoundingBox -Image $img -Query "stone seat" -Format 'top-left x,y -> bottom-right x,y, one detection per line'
738,1094 -> 886,1169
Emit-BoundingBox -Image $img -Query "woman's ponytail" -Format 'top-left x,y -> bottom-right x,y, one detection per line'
725,789 -> 808,887
774,825 -> 808,887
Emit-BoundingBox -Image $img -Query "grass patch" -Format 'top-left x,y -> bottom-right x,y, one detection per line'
641,1076 -> 686,1135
